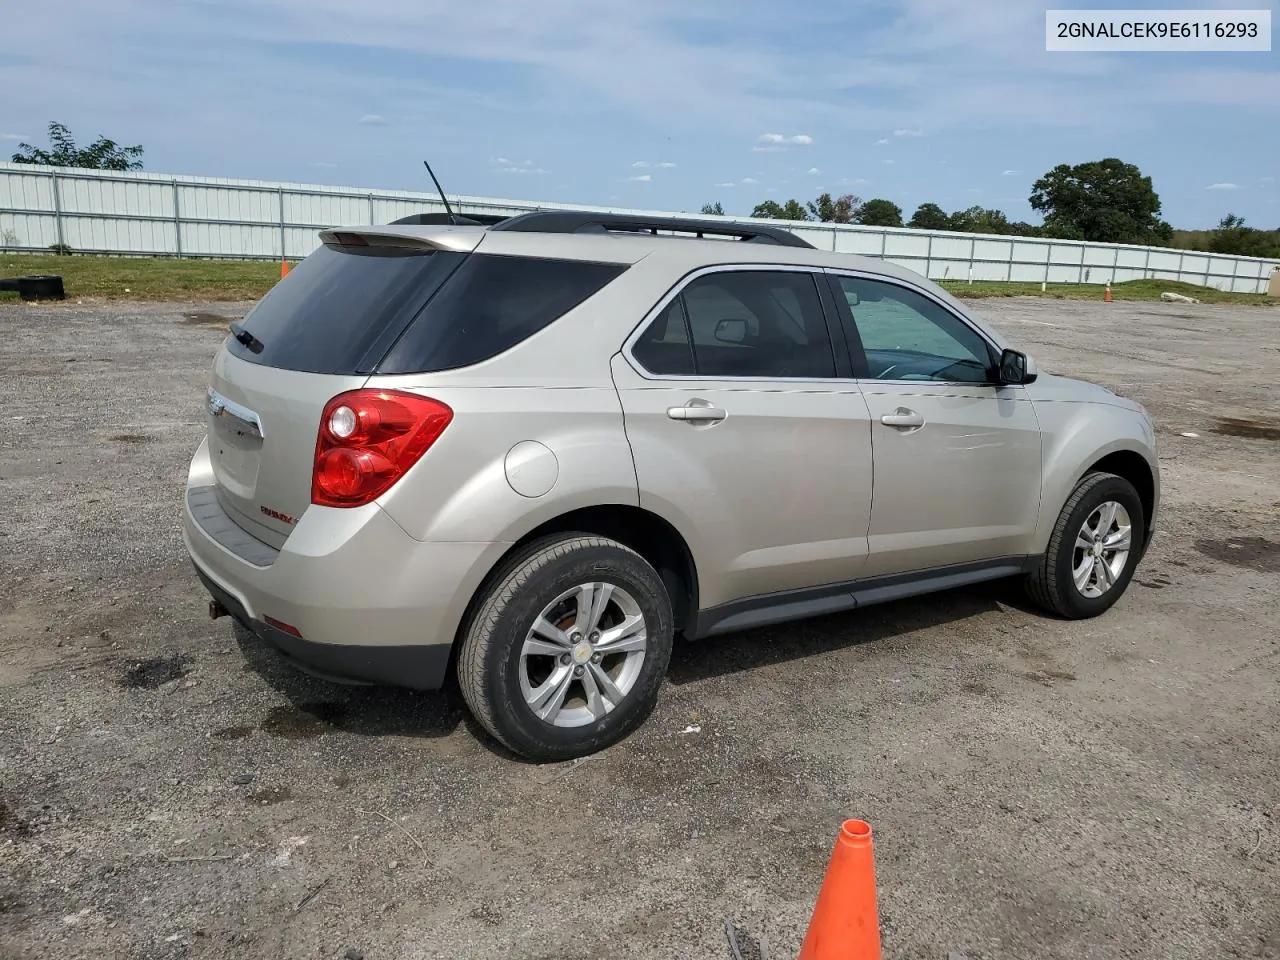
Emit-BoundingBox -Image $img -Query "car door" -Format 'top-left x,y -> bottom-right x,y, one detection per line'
611,265 -> 874,611
825,271 -> 1043,578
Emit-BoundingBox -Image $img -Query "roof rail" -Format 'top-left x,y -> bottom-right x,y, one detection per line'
488,210 -> 816,249
390,212 -> 511,227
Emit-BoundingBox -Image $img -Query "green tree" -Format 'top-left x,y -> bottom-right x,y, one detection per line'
1208,214 -> 1280,258
11,121 -> 144,171
908,203 -> 950,230
700,201 -> 725,216
855,198 -> 903,227
807,192 -> 858,223
752,199 -> 811,221
948,206 -> 1011,234
1029,158 -> 1171,244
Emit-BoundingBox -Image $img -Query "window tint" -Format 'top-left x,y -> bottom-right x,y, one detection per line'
836,276 -> 994,383
677,271 -> 835,378
379,254 -> 627,374
630,299 -> 695,376
225,243 -> 465,374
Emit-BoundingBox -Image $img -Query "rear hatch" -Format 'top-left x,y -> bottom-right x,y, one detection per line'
204,232 -> 477,547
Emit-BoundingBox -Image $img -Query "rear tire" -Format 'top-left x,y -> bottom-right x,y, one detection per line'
457,534 -> 674,762
1025,471 -> 1145,619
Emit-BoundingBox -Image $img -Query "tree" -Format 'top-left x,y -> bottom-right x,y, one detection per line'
1029,158 -> 1171,245
855,198 -> 903,227
11,121 -> 144,171
700,201 -> 725,216
948,205 -> 1011,235
908,203 -> 950,230
1208,214 -> 1280,258
807,192 -> 858,223
752,199 -> 811,221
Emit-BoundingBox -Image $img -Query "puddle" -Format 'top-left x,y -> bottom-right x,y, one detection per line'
1213,417 -> 1280,441
1195,537 -> 1280,574
260,703 -> 347,739
120,653 -> 190,689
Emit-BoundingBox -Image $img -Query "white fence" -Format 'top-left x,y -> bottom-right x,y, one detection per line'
2,162 -> 1277,293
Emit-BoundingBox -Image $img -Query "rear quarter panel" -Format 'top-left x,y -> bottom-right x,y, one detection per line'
368,381 -> 639,544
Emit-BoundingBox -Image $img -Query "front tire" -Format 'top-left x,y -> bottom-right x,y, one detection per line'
1025,471 -> 1145,619
457,534 -> 674,762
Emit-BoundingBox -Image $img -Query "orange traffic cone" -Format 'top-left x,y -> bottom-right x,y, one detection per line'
799,819 -> 882,960
280,258 -> 290,278
1104,282 -> 1113,302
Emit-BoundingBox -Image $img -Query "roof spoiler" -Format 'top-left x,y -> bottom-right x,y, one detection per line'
318,226 -> 485,254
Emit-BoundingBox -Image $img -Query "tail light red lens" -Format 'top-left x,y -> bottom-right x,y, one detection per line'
312,389 -> 453,507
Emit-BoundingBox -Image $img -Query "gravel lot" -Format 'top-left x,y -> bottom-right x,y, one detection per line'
1,296 -> 1278,960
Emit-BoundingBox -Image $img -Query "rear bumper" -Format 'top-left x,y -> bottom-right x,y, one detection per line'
182,437 -> 508,691
193,563 -> 451,689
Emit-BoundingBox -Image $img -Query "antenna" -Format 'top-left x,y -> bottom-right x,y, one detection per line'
423,161 -> 459,225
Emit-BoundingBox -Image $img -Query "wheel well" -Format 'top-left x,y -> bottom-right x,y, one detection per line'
1087,451 -> 1155,531
503,505 -> 699,634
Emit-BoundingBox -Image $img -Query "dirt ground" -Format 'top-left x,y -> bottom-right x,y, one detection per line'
1,296 -> 1277,960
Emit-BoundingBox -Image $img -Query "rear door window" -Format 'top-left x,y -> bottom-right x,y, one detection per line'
224,243 -> 465,374
377,255 -> 627,374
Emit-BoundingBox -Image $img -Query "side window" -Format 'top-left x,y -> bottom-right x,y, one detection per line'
630,298 -> 695,376
835,276 -> 994,383
680,271 -> 835,378
379,254 -> 626,374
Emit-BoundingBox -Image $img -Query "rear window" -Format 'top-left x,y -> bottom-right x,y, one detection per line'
376,254 -> 627,374
225,243 -> 465,374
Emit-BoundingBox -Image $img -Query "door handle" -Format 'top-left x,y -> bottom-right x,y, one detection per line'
880,408 -> 925,429
667,400 -> 727,423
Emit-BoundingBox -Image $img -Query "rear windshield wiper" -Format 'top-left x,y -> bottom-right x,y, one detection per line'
229,322 -> 265,354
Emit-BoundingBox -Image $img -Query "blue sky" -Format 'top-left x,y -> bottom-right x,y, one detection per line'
2,0 -> 1277,229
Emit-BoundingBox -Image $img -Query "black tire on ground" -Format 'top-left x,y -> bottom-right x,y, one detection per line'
18,275 -> 66,302
1025,470 -> 1146,619
457,534 -> 675,762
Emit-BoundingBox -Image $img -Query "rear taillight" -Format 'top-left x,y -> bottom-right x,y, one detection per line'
312,389 -> 453,507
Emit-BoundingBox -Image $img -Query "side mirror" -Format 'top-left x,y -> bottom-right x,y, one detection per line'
845,292 -> 860,307
998,348 -> 1038,385
714,318 -> 748,344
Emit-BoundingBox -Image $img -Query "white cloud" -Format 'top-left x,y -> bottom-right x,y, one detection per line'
1260,176 -> 1275,184
632,160 -> 650,168
627,174 -> 652,182
740,177 -> 760,184
874,139 -> 889,146
752,145 -> 786,153
1001,169 -> 1018,176
1206,182 -> 1239,190
309,161 -> 338,168
715,181 -> 736,188
657,161 -> 677,168
894,128 -> 923,137
757,133 -> 813,145
498,166 -> 548,174
806,167 -> 821,175
493,157 -> 511,165
357,114 -> 388,125
840,178 -> 869,186
1,133 -> 28,141
882,159 -> 895,164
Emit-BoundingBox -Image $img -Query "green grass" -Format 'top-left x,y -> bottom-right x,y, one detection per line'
0,254 -> 281,302
939,278 -> 1275,305
0,254 -> 1274,307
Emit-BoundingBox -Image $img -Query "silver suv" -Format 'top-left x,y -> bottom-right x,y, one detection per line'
184,211 -> 1159,762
